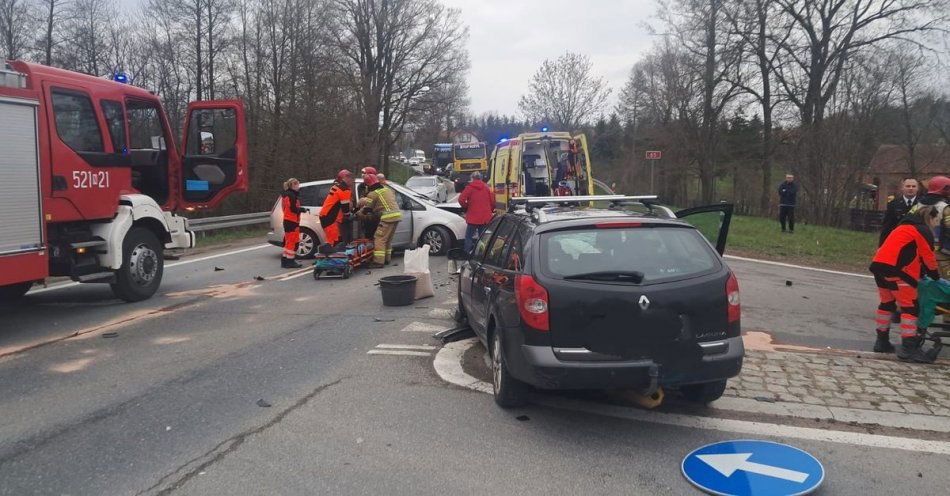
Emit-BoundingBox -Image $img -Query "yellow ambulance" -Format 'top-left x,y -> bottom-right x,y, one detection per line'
488,131 -> 593,212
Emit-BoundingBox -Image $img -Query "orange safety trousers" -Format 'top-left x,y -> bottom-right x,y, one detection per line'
875,276 -> 919,338
324,223 -> 340,246
283,226 -> 300,259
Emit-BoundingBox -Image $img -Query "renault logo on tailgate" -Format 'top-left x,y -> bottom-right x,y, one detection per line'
638,295 -> 650,310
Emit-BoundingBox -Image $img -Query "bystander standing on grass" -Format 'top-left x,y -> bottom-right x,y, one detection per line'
778,173 -> 798,234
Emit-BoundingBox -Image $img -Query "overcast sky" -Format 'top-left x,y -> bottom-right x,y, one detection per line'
441,0 -> 655,116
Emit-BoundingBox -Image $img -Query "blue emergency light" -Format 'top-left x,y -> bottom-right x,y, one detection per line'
541,126 -> 549,132
112,72 -> 130,84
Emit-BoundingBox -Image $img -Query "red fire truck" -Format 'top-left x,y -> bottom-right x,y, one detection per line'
0,61 -> 248,302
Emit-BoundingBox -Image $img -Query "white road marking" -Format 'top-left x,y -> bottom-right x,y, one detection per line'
277,268 -> 315,281
427,308 -> 454,320
433,337 -> 950,455
375,344 -> 436,351
400,321 -> 448,333
27,244 -> 273,295
367,350 -> 431,357
724,254 -> 872,279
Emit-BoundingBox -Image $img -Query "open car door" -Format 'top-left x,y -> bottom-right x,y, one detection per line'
572,133 -> 594,195
675,203 -> 734,255
178,100 -> 248,210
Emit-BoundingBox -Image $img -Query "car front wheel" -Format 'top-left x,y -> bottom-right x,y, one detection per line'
491,331 -> 528,408
420,226 -> 451,256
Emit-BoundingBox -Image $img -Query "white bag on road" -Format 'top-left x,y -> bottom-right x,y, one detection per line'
404,245 -> 435,299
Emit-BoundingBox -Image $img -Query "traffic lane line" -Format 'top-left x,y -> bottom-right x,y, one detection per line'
724,254 -> 871,279
26,244 -> 273,295
376,344 -> 437,350
432,338 -> 950,455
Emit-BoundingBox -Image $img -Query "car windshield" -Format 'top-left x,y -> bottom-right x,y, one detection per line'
541,226 -> 719,284
407,177 -> 437,188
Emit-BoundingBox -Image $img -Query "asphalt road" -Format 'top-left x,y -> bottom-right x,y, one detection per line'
0,242 -> 946,495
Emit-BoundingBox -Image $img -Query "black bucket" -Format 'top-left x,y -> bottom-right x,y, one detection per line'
379,275 -> 417,306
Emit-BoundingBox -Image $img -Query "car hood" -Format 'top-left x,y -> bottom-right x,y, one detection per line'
435,201 -> 463,215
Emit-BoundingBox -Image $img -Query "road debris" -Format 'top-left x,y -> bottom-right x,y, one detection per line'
102,332 -> 118,339
754,396 -> 777,403
214,266 -> 225,271
254,276 -> 265,281
516,415 -> 530,421
434,325 -> 475,343
374,317 -> 395,322
785,280 -> 793,286
256,399 -> 272,408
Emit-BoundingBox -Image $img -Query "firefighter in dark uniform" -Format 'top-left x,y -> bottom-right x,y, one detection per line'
879,178 -> 919,246
280,178 -> 304,268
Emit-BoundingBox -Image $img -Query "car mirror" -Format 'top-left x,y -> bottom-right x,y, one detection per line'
447,248 -> 470,261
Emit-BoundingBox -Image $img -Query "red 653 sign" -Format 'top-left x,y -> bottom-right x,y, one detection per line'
645,150 -> 662,160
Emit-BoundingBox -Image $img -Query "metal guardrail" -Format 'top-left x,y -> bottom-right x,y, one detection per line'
188,212 -> 270,232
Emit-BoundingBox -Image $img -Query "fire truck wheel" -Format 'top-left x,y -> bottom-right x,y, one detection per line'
111,227 -> 164,302
0,282 -> 32,302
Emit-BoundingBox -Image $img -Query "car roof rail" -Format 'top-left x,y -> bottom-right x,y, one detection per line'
509,195 -> 659,214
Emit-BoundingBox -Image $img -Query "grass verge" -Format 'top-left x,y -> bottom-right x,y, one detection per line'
724,214 -> 876,273
194,226 -> 270,248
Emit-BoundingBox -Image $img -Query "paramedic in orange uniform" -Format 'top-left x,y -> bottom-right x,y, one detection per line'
870,205 -> 941,362
280,178 -> 304,268
319,169 -> 354,247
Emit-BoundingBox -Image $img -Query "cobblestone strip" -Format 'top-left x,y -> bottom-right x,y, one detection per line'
726,350 -> 950,417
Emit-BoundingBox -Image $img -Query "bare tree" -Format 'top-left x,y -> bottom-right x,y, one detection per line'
518,52 -> 611,131
722,0 -> 788,213
0,0 -> 35,60
59,0 -> 114,75
326,0 -> 469,174
35,0 -> 64,66
770,0 -> 949,224
660,0 -> 743,204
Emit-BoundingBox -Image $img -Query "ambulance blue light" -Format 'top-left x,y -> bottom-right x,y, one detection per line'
112,72 -> 130,84
541,126 -> 549,132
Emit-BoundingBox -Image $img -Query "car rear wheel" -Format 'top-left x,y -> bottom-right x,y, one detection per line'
680,379 -> 728,404
296,228 -> 319,259
420,226 -> 451,256
491,331 -> 528,408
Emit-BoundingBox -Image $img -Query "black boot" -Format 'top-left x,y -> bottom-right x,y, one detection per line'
282,257 -> 302,269
897,333 -> 935,363
873,331 -> 895,353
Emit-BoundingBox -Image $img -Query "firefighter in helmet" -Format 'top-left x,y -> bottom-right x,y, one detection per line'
360,172 -> 402,268
319,169 -> 354,248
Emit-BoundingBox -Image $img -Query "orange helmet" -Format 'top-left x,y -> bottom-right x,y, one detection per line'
363,173 -> 379,186
927,176 -> 950,196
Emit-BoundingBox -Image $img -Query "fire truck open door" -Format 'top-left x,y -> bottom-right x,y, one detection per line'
178,100 -> 249,210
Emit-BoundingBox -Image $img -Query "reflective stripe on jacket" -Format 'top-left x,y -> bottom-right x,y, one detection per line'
365,184 -> 402,222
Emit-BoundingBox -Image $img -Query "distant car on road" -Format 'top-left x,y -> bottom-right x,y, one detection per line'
450,170 -> 472,193
406,175 -> 449,203
268,179 -> 465,257
450,196 -> 742,408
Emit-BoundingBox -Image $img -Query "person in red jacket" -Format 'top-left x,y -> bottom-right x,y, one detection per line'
280,178 -> 304,268
458,171 -> 494,253
870,205 -> 941,362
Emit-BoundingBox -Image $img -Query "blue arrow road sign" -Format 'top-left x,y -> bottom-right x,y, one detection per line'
682,440 -> 824,495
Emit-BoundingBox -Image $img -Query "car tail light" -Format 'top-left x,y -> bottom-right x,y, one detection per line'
726,271 -> 740,323
516,274 -> 549,331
